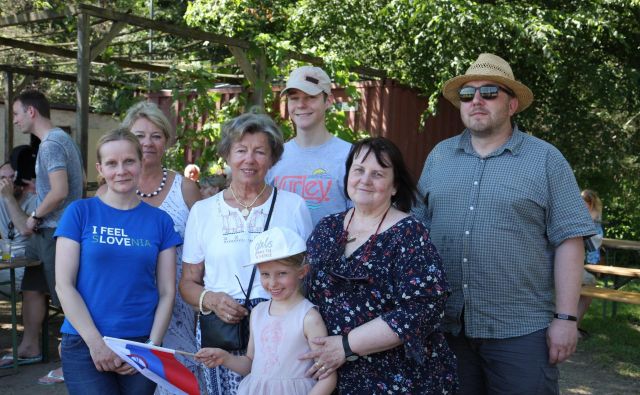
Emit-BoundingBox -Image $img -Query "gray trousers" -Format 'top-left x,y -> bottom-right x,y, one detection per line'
445,328 -> 559,395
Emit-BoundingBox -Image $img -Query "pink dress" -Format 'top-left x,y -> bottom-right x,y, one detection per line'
238,298 -> 317,395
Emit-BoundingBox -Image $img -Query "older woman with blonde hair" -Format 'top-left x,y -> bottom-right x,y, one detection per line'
180,112 -> 312,395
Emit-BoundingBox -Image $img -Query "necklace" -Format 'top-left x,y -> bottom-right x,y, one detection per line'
136,168 -> 168,198
229,183 -> 268,216
342,205 -> 391,263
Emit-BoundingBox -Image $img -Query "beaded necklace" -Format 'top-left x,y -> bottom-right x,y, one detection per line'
136,168 -> 168,198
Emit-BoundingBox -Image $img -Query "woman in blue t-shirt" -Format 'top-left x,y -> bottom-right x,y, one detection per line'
55,128 -> 181,395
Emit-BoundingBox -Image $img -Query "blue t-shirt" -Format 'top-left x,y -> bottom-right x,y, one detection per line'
55,197 -> 182,338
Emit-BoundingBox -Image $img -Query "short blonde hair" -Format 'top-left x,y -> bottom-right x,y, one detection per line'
122,101 -> 173,141
96,128 -> 142,163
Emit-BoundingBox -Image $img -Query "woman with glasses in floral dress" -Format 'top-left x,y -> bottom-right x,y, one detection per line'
301,137 -> 457,394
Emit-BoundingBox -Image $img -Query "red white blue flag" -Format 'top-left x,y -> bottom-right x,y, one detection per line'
104,336 -> 199,395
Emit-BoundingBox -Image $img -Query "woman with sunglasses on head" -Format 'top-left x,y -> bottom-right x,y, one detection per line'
55,129 -> 181,394
301,137 -> 457,394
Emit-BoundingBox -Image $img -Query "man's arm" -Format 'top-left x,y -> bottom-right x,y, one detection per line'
26,169 -> 68,231
547,236 -> 584,364
0,179 -> 32,236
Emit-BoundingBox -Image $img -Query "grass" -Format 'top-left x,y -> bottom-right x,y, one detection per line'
579,281 -> 640,379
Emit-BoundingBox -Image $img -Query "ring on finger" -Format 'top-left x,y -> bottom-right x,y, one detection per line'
314,361 -> 321,367
320,365 -> 326,371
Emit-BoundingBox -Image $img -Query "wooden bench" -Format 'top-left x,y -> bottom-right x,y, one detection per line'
582,264 -> 640,317
580,286 -> 640,305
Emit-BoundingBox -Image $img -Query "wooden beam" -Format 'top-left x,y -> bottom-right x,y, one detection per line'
0,36 -> 170,74
0,7 -> 75,28
0,64 -> 145,90
3,71 -> 13,162
78,4 -> 251,50
90,21 -> 126,61
13,75 -> 34,95
76,12 -> 90,174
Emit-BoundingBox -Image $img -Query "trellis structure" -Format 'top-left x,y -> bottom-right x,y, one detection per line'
0,3 -> 386,168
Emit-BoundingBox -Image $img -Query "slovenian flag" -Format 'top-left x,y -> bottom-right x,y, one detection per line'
104,336 -> 199,395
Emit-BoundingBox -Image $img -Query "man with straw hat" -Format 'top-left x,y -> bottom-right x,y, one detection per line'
413,53 -> 595,393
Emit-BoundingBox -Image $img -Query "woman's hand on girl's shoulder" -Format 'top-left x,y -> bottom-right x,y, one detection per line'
195,348 -> 228,368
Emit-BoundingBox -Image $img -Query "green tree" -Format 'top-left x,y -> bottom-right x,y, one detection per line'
187,0 -> 640,238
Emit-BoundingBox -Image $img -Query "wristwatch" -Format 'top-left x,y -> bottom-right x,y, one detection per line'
342,334 -> 359,362
30,210 -> 42,221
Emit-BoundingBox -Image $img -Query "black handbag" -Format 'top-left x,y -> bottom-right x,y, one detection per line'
200,188 -> 277,351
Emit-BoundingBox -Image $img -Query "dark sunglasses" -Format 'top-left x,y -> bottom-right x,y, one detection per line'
458,85 -> 514,102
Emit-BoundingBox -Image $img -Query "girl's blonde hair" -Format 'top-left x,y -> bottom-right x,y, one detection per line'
581,189 -> 602,220
277,252 -> 306,268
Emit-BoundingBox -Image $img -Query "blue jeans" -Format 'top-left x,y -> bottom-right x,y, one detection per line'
61,334 -> 157,395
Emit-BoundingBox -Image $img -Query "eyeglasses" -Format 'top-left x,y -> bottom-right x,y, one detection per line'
458,85 -> 514,102
327,253 -> 371,285
328,270 -> 370,285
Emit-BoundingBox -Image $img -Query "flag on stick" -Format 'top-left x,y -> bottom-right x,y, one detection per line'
104,336 -> 199,395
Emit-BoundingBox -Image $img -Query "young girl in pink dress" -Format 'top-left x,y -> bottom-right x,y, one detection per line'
196,227 -> 336,395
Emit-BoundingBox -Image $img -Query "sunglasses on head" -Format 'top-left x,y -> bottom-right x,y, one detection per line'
458,85 -> 514,102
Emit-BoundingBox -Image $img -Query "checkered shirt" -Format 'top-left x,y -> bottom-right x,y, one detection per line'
413,127 -> 595,339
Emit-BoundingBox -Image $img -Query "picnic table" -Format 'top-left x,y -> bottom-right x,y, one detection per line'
581,238 -> 640,317
0,257 -> 41,373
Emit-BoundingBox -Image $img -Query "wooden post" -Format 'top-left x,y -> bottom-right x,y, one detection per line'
3,71 -> 13,162
76,11 -> 90,173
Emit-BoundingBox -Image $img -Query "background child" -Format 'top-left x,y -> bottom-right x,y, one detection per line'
577,189 -> 604,335
195,227 -> 336,395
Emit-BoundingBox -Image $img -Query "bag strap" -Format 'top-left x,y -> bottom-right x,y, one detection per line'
243,187 -> 277,308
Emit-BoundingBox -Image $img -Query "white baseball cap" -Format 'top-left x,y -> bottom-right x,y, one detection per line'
248,227 -> 307,266
282,66 -> 332,96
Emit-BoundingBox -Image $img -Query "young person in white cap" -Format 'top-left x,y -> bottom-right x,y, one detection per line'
267,66 -> 352,226
196,227 -> 336,395
413,53 -> 595,394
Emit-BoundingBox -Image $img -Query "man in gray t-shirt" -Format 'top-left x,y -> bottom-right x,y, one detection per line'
1,90 -> 84,365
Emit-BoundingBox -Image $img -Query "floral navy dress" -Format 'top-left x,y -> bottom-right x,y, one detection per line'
306,212 -> 458,394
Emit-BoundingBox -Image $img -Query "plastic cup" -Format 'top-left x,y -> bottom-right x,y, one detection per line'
1,240 -> 11,261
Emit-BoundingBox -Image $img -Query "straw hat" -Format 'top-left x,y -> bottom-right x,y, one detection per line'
442,53 -> 534,113
248,227 -> 306,266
